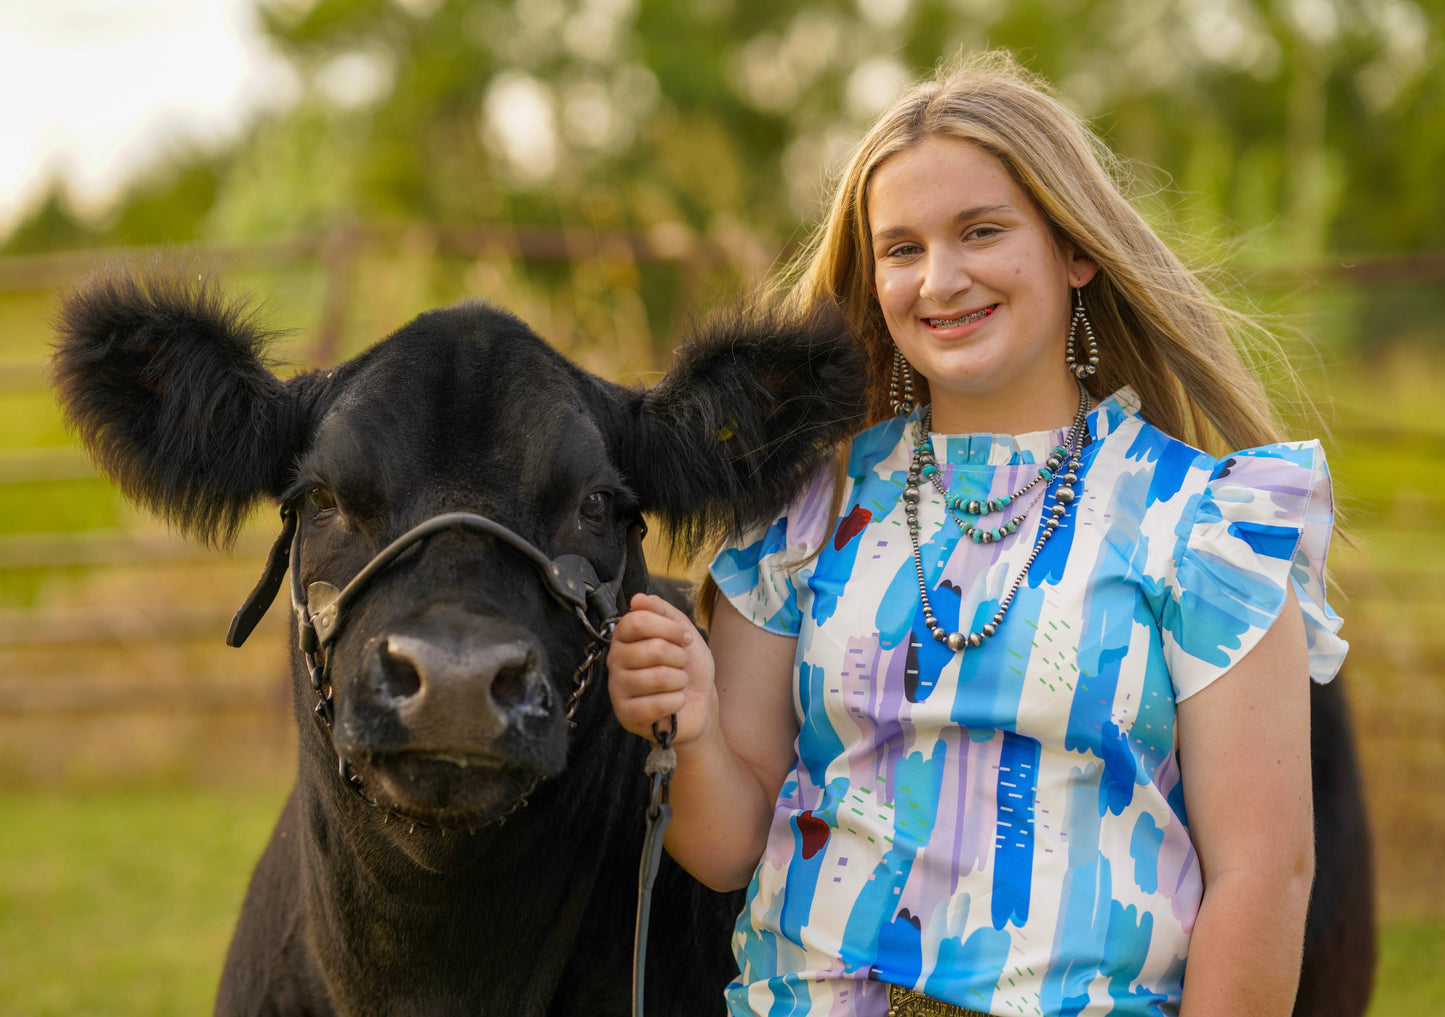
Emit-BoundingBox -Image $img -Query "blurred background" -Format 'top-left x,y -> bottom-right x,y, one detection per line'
0,0 -> 1440,1013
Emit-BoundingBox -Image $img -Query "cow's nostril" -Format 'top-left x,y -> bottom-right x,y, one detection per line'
377,642 -> 424,701
490,664 -> 530,713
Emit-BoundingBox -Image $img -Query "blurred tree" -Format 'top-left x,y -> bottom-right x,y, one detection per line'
1,187 -> 103,255
4,0 -> 1440,266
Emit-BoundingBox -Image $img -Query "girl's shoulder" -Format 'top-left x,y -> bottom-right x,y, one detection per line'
1091,388 -> 1331,504
1093,392 -> 1344,690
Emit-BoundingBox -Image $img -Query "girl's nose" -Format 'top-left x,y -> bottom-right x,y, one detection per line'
918,252 -> 970,304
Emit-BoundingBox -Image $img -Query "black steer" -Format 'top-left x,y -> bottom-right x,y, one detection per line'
52,269 -> 866,1017
50,269 -> 1374,1017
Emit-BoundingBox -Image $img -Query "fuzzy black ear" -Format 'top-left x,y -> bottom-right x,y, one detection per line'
609,301 -> 868,550
49,268 -> 322,547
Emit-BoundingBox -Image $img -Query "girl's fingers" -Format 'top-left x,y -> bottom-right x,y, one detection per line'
608,592 -> 715,746
609,629 -> 691,672
609,663 -> 689,696
616,593 -> 696,646
630,591 -> 690,622
613,636 -> 690,669
612,691 -> 687,734
612,610 -> 676,645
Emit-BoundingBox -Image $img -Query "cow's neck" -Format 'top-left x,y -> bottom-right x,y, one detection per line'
293,700 -> 647,1010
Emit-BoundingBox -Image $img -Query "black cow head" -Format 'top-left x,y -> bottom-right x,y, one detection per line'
50,269 -> 865,841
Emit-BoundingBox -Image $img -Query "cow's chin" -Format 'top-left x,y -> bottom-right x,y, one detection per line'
352,751 -> 553,834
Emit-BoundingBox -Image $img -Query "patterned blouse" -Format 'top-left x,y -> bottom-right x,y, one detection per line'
709,388 -> 1346,1017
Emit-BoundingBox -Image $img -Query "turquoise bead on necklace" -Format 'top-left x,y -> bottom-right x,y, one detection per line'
912,429 -> 1073,544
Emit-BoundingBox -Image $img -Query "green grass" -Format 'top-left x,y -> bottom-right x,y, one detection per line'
0,787 -> 285,1017
1372,919 -> 1445,1014
0,390 -> 72,449
0,291 -> 61,358
0,787 -> 1440,1015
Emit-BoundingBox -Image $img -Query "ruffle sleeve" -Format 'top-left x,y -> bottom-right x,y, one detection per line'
1161,441 -> 1347,702
708,463 -> 839,638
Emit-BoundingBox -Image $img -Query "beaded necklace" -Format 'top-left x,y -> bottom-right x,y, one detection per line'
904,380 -> 1090,653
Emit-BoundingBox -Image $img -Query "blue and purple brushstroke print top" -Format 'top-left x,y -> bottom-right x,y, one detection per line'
709,388 -> 1346,1017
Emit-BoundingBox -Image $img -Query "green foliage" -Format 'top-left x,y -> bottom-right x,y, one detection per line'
4,159 -> 226,255
2,189 -> 103,255
0,478 -> 122,537
101,158 -> 226,248
6,0 -> 1439,271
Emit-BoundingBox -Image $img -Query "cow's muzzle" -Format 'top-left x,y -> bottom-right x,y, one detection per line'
345,608 -> 559,753
333,608 -> 569,820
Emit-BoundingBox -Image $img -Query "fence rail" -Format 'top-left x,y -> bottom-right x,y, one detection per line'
0,675 -> 280,714
6,227 -> 1443,293
0,222 -> 739,292
0,528 -> 273,568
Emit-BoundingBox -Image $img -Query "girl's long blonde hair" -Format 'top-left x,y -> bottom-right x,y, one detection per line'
698,51 -> 1311,625
776,49 -> 1293,454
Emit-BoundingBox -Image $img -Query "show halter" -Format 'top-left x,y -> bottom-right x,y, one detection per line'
227,507 -> 631,823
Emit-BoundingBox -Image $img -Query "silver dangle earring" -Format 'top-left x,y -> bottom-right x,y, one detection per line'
1065,288 -> 1099,379
888,346 -> 916,416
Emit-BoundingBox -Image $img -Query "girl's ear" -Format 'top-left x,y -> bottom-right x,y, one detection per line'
1067,247 -> 1099,289
602,301 -> 868,551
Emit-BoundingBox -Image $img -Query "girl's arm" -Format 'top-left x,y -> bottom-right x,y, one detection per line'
608,592 -> 799,891
1176,586 -> 1315,1017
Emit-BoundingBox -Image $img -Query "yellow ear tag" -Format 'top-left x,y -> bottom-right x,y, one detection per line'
714,425 -> 735,441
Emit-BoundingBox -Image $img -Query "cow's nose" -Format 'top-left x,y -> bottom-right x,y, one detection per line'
364,614 -> 554,745
379,633 -> 538,705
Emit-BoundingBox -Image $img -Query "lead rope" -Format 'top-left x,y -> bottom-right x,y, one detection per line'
632,714 -> 677,1017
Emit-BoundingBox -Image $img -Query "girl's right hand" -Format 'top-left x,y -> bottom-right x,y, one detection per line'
607,592 -> 800,890
606,592 -> 718,746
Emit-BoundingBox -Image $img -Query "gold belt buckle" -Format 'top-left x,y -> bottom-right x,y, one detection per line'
885,983 -> 987,1016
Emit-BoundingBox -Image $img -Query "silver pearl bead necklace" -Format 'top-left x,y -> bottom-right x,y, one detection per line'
904,380 -> 1090,654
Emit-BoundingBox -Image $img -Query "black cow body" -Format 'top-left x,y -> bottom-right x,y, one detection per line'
52,271 -> 867,1016
50,269 -> 1374,1017
1296,677 -> 1377,1017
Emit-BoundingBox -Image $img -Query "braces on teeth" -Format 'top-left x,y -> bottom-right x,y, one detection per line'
932,307 -> 992,327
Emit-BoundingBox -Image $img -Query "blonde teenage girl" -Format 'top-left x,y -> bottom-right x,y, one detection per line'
609,51 -> 1345,1017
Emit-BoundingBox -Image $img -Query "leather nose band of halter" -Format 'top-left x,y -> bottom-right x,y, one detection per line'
293,511 -> 627,654
228,508 -> 629,652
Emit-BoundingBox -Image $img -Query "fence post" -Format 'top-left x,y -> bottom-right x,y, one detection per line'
311,221 -> 364,367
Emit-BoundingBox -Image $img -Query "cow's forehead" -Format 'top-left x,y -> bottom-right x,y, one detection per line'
317,304 -> 575,424
299,307 -> 620,518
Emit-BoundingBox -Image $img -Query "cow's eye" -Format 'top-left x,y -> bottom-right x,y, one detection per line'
308,486 -> 338,515
580,490 -> 611,522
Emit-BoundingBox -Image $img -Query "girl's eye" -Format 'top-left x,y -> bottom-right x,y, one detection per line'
885,243 -> 922,259
966,226 -> 1000,241
308,487 -> 337,513
580,490 -> 611,521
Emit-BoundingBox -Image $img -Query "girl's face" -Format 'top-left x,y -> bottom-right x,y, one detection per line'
867,135 -> 1097,434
